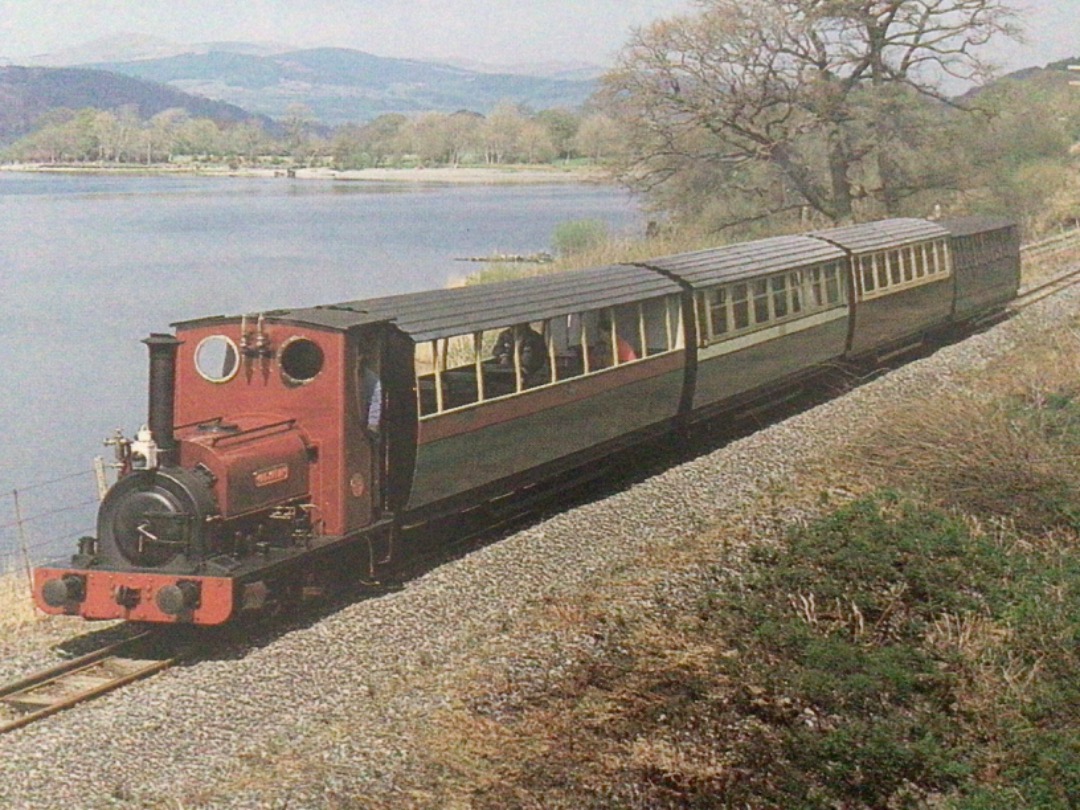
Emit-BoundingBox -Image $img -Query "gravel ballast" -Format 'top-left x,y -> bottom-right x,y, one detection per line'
0,285 -> 1076,809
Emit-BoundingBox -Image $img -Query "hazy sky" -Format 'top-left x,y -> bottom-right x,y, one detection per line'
0,0 -> 1074,71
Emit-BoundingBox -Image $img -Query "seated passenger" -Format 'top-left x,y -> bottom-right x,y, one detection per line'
493,325 -> 547,376
593,315 -> 638,367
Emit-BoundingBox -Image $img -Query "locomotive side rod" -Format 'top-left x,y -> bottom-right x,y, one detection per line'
0,629 -> 190,736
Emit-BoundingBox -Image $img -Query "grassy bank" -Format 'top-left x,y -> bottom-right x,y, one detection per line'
403,308 -> 1080,807
0,570 -> 40,635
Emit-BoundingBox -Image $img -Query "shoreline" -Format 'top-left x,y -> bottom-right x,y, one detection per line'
0,162 -> 613,185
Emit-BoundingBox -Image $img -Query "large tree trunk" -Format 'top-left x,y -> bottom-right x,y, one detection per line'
771,141 -> 841,223
868,18 -> 902,216
827,130 -> 855,224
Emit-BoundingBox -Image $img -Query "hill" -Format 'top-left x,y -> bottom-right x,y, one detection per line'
85,47 -> 598,124
13,32 -> 296,66
955,55 -> 1080,102
0,65 -> 275,143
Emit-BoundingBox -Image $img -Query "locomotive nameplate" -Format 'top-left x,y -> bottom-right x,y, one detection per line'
253,463 -> 290,488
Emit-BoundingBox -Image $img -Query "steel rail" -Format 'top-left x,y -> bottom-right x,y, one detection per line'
1013,263 -> 1080,312
0,629 -> 187,735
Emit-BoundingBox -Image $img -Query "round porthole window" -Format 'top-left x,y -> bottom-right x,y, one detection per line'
194,335 -> 240,383
279,337 -> 324,385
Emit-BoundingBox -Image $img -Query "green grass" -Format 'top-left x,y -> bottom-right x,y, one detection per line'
458,493 -> 1080,809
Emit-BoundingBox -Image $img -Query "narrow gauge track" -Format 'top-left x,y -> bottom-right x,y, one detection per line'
1013,262 -> 1080,311
0,628 -> 197,736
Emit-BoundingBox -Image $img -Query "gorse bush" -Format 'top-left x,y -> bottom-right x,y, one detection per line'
684,496 -> 988,807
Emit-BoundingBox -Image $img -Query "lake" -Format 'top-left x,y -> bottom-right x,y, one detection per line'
0,172 -> 643,564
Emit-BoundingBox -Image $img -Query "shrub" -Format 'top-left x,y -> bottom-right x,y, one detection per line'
551,219 -> 610,258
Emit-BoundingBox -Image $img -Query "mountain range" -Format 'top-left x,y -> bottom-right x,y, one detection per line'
3,35 -> 601,127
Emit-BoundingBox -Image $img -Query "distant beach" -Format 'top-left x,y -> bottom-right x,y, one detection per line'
0,162 -> 611,185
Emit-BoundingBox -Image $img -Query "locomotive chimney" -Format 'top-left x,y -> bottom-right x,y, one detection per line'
143,333 -> 182,466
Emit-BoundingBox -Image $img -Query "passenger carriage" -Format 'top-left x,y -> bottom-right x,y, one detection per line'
945,216 -> 1021,322
276,264 -> 690,524
817,219 -> 955,358
648,234 -> 851,415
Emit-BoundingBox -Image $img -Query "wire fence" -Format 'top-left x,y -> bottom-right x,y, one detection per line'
1020,226 -> 1080,256
0,466 -> 100,586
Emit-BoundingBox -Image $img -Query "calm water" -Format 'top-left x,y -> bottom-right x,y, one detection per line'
0,172 -> 642,562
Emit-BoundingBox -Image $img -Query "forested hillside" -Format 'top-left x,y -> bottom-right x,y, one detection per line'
0,65 -> 271,142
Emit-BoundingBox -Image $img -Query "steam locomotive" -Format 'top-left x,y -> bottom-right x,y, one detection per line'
34,216 -> 1020,625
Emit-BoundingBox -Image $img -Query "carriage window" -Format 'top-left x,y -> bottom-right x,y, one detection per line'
790,270 -> 803,313
708,288 -> 729,335
810,267 -> 826,306
856,240 -> 951,300
888,251 -> 902,285
416,334 -> 474,416
416,295 -> 682,418
936,240 -> 949,275
825,264 -> 843,304
771,276 -> 788,318
607,305 -> 643,364
914,245 -> 927,278
700,263 -> 854,344
732,284 -> 750,330
861,256 -> 875,294
873,254 -> 886,290
642,296 -> 679,355
752,279 -> 770,324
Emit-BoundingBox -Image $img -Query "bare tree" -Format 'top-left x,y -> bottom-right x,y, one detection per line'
226,120 -> 267,164
574,113 -> 624,163
284,103 -> 315,164
603,0 -> 1020,228
518,119 -> 557,164
480,102 -> 527,165
145,108 -> 188,164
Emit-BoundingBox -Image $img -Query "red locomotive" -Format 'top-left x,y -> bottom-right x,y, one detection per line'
34,217 -> 1021,624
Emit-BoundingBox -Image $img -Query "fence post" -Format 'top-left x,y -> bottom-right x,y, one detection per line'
12,489 -> 33,594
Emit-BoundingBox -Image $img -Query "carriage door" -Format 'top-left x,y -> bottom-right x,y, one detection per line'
348,329 -> 386,528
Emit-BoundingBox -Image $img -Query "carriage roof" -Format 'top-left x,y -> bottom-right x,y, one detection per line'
813,218 -> 949,252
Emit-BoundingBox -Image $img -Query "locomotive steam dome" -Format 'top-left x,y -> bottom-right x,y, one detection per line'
97,467 -> 217,569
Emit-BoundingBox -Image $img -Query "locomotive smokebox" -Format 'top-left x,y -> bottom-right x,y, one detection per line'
143,333 -> 182,466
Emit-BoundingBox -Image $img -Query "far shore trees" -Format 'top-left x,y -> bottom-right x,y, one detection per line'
4,103 -> 623,171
